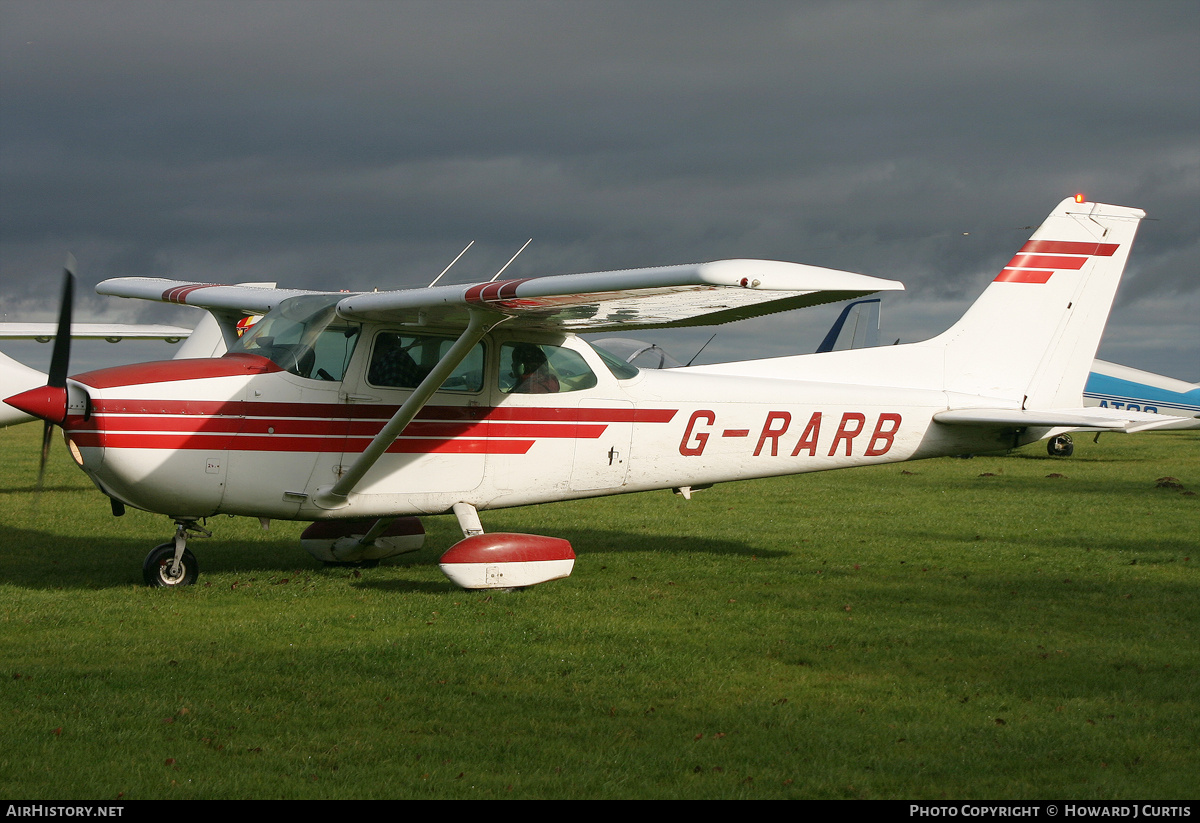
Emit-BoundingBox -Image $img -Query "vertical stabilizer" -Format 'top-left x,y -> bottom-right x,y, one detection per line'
936,197 -> 1145,408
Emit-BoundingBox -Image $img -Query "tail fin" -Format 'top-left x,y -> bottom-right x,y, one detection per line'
815,298 -> 881,352
936,196 -> 1145,407
689,197 -> 1146,408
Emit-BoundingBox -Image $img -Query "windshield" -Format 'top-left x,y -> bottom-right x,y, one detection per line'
230,294 -> 360,381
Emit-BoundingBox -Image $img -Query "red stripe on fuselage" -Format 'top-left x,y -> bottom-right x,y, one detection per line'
84,398 -> 677,424
66,401 -> 675,453
72,414 -> 608,440
70,431 -> 535,454
73,354 -> 281,389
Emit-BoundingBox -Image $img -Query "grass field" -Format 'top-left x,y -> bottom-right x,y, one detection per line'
1,424 -> 1196,799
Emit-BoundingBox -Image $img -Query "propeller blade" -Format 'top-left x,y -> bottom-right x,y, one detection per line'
37,419 -> 54,492
47,255 -> 76,389
34,255 -> 77,493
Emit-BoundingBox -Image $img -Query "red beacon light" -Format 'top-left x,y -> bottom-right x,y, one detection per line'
1074,193 -> 1086,203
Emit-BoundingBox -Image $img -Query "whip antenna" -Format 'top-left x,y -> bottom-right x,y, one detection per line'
684,333 -> 717,367
488,238 -> 532,282
427,241 -> 474,288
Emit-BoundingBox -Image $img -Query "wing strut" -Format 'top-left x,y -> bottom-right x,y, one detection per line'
313,309 -> 504,510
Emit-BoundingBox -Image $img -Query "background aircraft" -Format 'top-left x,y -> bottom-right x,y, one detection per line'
1084,360 -> 1199,423
1,324 -> 193,426
1,287 -> 268,426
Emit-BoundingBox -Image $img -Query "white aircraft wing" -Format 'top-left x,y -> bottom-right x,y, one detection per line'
96,278 -> 320,315
336,260 -> 903,331
97,260 -> 902,332
0,322 -> 192,341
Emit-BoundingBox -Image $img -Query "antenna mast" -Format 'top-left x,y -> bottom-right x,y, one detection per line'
427,241 -> 475,288
488,239 -> 533,282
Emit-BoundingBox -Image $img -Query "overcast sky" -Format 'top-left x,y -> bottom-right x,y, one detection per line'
2,0 -> 1197,378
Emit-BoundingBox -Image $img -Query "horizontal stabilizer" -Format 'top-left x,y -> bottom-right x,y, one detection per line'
934,407 -> 1177,432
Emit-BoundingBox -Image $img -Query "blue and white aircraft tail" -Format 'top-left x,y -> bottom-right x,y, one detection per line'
1085,360 -> 1200,430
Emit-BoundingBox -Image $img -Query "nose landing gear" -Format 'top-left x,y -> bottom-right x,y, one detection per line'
142,520 -> 208,587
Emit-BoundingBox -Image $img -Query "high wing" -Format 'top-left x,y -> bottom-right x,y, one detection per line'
96,278 -> 320,315
97,260 -> 902,332
337,260 -> 902,331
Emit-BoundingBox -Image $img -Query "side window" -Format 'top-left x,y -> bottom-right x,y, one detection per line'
309,325 -> 360,382
367,333 -> 485,393
500,342 -> 598,394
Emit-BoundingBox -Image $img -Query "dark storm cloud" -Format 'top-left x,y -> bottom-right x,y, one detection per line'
2,0 -> 1197,375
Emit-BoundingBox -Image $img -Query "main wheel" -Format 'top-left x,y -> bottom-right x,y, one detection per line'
143,542 -> 199,587
1047,434 -> 1074,457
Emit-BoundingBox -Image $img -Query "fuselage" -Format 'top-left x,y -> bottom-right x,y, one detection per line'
57,326 -> 1025,521
1083,360 -> 1200,428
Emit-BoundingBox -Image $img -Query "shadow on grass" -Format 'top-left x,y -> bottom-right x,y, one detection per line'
0,521 -> 778,591
0,483 -> 86,494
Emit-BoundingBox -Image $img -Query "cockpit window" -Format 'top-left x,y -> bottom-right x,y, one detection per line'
367,332 -> 484,393
230,294 -> 360,381
499,342 -> 599,394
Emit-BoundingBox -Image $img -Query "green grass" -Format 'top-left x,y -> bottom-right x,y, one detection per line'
1,424 -> 1196,799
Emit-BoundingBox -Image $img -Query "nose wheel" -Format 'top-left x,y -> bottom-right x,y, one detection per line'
143,543 -> 199,587
142,520 -> 207,587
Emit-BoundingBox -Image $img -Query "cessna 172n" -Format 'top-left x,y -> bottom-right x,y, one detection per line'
4,196 -> 1169,590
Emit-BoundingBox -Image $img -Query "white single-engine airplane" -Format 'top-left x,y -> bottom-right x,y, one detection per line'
5,196 -> 1167,590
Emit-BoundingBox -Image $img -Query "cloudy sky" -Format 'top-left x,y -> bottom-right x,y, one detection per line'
2,0 -> 1197,377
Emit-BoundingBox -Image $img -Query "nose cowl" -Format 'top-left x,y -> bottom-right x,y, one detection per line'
5,385 -> 68,425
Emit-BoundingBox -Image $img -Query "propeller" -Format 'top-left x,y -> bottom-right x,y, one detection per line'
0,256 -> 76,490
36,256 -> 76,489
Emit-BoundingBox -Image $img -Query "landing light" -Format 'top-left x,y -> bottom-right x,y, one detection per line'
66,435 -> 85,467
